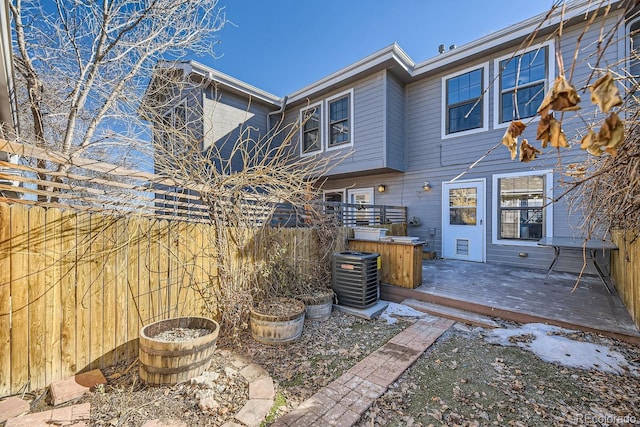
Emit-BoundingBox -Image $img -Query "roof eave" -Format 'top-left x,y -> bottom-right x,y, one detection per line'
189,62 -> 282,106
151,60 -> 283,107
412,0 -> 625,76
285,43 -> 415,104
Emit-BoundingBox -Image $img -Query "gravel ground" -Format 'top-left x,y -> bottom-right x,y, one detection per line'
43,310 -> 410,426
22,309 -> 640,427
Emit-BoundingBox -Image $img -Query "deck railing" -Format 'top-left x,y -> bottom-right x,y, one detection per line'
318,201 -> 407,227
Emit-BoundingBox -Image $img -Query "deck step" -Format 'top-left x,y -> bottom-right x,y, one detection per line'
402,298 -> 500,329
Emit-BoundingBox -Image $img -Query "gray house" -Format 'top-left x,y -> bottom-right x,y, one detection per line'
149,0 -> 634,273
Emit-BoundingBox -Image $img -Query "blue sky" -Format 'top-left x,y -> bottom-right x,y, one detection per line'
194,1 -> 557,96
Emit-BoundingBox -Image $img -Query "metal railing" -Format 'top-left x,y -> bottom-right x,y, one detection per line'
265,201 -> 407,228
316,201 -> 407,227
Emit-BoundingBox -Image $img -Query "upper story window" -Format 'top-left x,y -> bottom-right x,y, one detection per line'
157,100 -> 188,156
328,93 -> 351,147
492,170 -> 553,245
299,89 -> 354,154
442,64 -> 488,138
494,42 -> 554,128
300,104 -> 322,155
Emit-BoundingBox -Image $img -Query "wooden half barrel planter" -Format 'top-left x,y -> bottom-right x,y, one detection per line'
139,316 -> 220,385
297,290 -> 334,321
250,297 -> 305,345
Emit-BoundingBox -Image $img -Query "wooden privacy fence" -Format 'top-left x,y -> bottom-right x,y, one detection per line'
0,202 -> 339,396
611,231 -> 640,330
0,202 -> 223,395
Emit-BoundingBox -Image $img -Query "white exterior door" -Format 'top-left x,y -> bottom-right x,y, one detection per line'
442,180 -> 485,262
347,188 -> 374,226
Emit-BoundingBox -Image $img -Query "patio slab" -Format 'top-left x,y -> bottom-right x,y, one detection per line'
382,259 -> 640,344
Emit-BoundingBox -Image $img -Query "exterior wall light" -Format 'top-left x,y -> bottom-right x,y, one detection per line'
423,181 -> 432,191
377,184 -> 386,193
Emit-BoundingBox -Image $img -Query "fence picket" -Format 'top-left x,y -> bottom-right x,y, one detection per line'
28,206 -> 47,390
45,207 -> 63,386
114,217 -> 129,362
0,203 -> 12,392
102,216 -> 117,367
137,218 -> 151,328
126,218 -> 142,358
10,204 -> 30,392
60,210 -> 77,378
75,212 -> 92,373
89,214 -> 105,370
147,219 -> 162,324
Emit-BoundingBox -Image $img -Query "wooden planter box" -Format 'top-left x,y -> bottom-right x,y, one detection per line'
347,239 -> 424,289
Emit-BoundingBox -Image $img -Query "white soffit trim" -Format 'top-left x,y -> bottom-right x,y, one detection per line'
180,61 -> 282,106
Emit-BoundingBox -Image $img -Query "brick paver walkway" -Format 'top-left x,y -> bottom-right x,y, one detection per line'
273,317 -> 455,427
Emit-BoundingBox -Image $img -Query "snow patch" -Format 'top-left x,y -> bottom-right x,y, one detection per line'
380,301 -> 431,324
486,323 -> 637,375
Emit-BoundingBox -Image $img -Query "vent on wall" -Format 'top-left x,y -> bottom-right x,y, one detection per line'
456,239 -> 469,256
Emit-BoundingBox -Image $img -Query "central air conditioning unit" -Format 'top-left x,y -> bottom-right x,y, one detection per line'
331,251 -> 380,308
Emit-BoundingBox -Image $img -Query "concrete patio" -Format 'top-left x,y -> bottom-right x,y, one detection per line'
382,259 -> 640,345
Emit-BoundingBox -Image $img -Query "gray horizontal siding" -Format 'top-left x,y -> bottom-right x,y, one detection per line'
350,73 -> 386,168
202,87 -> 271,173
282,71 -> 394,176
386,73 -> 406,172
322,11 -> 623,274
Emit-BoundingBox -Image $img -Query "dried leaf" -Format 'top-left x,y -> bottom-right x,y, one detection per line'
598,112 -> 624,150
589,72 -> 622,113
587,144 -> 604,157
537,75 -> 581,114
501,121 -> 527,160
519,139 -> 541,162
580,129 -> 597,150
581,113 -> 624,157
536,113 -> 553,148
549,116 -> 568,148
501,129 -> 518,160
508,121 -> 526,137
580,130 -> 603,157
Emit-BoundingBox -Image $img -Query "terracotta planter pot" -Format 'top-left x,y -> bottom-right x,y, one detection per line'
250,297 -> 305,345
297,290 -> 334,321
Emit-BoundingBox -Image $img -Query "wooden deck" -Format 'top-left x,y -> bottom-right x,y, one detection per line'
382,259 -> 640,345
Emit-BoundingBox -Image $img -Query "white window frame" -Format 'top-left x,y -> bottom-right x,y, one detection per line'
627,17 -> 640,90
493,41 -> 555,130
492,170 -> 554,247
158,97 -> 189,155
441,63 -> 489,140
299,101 -> 324,157
326,88 -> 354,152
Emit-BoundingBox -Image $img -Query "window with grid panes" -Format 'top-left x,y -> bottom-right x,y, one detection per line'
445,68 -> 483,134
328,95 -> 350,147
498,47 -> 547,123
